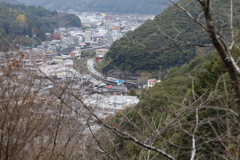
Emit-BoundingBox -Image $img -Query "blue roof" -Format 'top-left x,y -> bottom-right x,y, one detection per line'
115,79 -> 124,84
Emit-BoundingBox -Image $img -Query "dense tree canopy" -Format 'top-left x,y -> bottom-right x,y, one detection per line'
86,43 -> 240,159
101,0 -> 240,74
0,2 -> 81,51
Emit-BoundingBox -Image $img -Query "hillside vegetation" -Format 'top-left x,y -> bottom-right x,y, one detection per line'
0,2 -> 81,51
17,0 -> 168,15
100,0 -> 240,74
84,44 -> 240,159
1,0 -> 240,159
82,0 -> 240,159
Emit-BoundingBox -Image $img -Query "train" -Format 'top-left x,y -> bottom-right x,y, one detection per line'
106,77 -> 138,89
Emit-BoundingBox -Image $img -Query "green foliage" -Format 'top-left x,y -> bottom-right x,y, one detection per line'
101,0 -> 211,73
164,52 -> 216,80
102,40 -> 240,159
62,14 -> 81,28
81,51 -> 96,58
0,2 -> 81,50
102,0 -> 240,74
140,76 -> 192,112
128,88 -> 137,96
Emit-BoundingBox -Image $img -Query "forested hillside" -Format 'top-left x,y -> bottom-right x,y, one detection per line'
1,0 -> 240,159
84,45 -> 240,159
17,0 -> 168,15
0,2 -> 81,51
101,0 -> 240,74
83,1 -> 240,158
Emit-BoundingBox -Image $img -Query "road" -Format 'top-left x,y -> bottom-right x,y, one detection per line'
81,45 -> 108,52
87,59 -> 104,78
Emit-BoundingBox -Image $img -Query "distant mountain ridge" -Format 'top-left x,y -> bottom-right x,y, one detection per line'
16,0 -> 169,14
0,0 -> 20,4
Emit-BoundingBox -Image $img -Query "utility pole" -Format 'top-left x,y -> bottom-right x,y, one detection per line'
106,23 -> 113,46
32,28 -> 34,49
159,66 -> 161,81
137,76 -> 139,88
32,28 -> 36,49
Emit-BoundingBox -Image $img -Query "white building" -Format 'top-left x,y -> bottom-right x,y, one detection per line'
96,48 -> 109,57
84,94 -> 139,112
147,79 -> 160,89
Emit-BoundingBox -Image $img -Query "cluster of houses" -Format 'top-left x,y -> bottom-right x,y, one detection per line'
13,11 -> 153,73
78,12 -> 153,33
78,12 -> 154,45
0,12 -> 160,115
